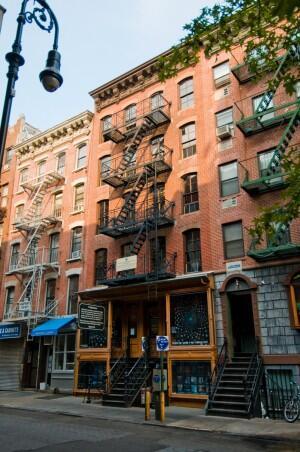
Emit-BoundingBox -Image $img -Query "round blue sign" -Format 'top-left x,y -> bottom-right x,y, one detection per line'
156,335 -> 169,352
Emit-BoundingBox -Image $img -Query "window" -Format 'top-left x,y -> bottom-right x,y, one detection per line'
150,237 -> 166,272
53,192 -> 63,218
289,273 -> 300,328
151,135 -> 164,159
77,361 -> 106,388
150,92 -> 163,111
4,287 -> 14,317
18,168 -> 29,190
49,232 -> 59,263
125,104 -> 136,124
1,184 -> 8,208
9,243 -> 20,270
258,149 -> 282,184
73,184 -> 84,212
45,279 -> 56,314
54,334 -> 75,371
216,108 -> 233,128
0,224 -> 3,247
67,275 -> 79,315
76,143 -> 87,169
248,45 -> 268,66
267,223 -> 290,247
219,161 -> 239,197
179,77 -> 194,109
99,155 -> 111,184
5,148 -> 13,167
181,123 -> 196,158
70,227 -> 82,259
213,61 -> 230,87
172,361 -> 210,395
15,204 -> 24,223
253,93 -> 274,121
102,115 -> 112,132
170,292 -> 209,346
37,160 -> 46,181
97,199 -> 109,229
95,248 -> 107,284
183,173 -> 199,213
222,221 -> 244,259
56,153 -> 65,175
184,229 -> 202,272
150,183 -> 165,211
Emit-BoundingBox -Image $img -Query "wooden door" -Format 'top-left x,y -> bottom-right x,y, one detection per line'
127,303 -> 143,358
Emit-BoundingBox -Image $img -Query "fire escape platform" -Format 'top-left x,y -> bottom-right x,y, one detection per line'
241,174 -> 288,195
236,101 -> 299,136
99,215 -> 174,238
248,243 -> 300,262
96,269 -> 176,287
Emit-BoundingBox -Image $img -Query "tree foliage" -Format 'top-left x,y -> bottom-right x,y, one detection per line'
159,0 -> 300,243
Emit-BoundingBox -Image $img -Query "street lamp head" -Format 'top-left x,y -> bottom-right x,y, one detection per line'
39,49 -> 63,92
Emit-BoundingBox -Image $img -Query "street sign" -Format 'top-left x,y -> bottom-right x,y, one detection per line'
156,335 -> 169,352
78,303 -> 105,331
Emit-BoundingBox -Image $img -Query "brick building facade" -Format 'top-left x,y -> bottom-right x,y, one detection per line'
0,42 -> 299,413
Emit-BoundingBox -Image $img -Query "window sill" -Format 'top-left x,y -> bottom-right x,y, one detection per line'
180,210 -> 199,216
72,167 -> 87,174
66,257 -> 82,263
70,209 -> 84,216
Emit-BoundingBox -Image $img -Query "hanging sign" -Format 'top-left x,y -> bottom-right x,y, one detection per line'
116,255 -> 137,272
78,303 -> 105,331
156,335 -> 169,352
0,324 -> 21,340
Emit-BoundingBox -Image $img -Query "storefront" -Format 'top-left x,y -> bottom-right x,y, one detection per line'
30,316 -> 77,392
0,323 -> 25,390
75,274 -> 217,407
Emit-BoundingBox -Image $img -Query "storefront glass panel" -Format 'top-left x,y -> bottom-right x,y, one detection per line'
172,360 -> 210,394
170,293 -> 209,345
77,361 -> 106,389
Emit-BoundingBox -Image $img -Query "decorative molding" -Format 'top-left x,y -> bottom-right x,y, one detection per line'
65,268 -> 82,277
15,111 -> 93,161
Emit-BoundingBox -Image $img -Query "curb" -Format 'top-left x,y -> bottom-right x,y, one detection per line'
1,403 -> 300,445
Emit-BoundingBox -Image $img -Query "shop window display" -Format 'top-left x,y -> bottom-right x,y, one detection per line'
170,293 -> 209,345
172,361 -> 210,394
77,361 -> 106,389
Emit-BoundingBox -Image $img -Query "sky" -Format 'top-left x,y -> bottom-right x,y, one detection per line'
0,0 -> 215,132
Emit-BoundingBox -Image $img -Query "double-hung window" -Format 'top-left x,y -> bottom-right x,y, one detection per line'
184,229 -> 202,273
9,243 -> 20,270
216,108 -> 233,128
183,174 -> 199,214
219,161 -> 239,197
181,123 -> 196,158
253,93 -> 274,121
45,279 -> 56,314
15,204 -> 24,223
49,232 -> 59,263
179,77 -> 194,109
74,184 -> 84,212
19,168 -> 29,190
102,115 -> 112,132
95,248 -> 107,284
70,227 -> 82,259
4,287 -> 14,317
99,155 -> 111,184
67,276 -> 79,315
57,153 -> 65,175
98,200 -> 109,229
258,149 -> 282,184
1,184 -> 8,208
150,92 -> 163,111
125,104 -> 136,125
76,144 -> 87,169
54,334 -> 76,371
213,61 -> 230,88
222,221 -> 244,259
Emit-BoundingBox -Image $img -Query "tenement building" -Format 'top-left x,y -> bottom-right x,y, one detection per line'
0,41 -> 299,416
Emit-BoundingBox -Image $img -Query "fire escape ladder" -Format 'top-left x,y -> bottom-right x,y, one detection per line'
131,218 -> 155,256
255,44 -> 300,115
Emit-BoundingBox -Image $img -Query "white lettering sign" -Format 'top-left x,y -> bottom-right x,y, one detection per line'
226,261 -> 242,273
116,255 -> 137,272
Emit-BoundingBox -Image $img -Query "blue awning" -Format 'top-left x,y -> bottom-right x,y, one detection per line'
31,316 -> 76,337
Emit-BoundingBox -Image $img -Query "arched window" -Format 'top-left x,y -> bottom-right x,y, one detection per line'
56,152 -> 65,175
182,173 -> 199,213
53,191 -> 63,218
97,199 -> 109,230
179,77 -> 194,109
183,229 -> 201,273
181,123 -> 196,158
102,115 -> 112,132
15,204 -> 24,223
150,91 -> 163,111
99,155 -> 111,185
289,273 -> 300,328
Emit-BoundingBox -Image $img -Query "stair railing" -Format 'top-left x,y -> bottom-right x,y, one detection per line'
104,355 -> 127,393
124,354 -> 151,407
208,338 -> 228,400
243,338 -> 263,417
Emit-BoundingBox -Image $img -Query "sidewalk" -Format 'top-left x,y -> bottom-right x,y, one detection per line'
0,390 -> 299,443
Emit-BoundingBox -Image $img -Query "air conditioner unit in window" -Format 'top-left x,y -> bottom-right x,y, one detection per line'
71,250 -> 81,259
44,336 -> 53,346
216,124 -> 233,140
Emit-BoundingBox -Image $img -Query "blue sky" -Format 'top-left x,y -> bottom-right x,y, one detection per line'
0,1 -> 214,131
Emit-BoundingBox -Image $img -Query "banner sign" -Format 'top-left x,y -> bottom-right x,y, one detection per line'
0,324 -> 21,340
78,304 -> 105,331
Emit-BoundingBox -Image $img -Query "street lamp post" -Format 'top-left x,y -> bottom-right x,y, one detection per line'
0,0 -> 63,170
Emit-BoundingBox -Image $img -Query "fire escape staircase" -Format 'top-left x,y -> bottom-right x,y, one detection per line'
207,340 -> 263,418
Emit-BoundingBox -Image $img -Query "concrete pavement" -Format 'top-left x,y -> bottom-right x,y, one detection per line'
0,390 -> 299,444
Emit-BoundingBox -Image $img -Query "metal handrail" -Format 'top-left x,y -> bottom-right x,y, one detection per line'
208,338 -> 228,400
105,354 -> 127,393
124,354 -> 150,407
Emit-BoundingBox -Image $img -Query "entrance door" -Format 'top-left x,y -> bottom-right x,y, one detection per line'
127,303 -> 142,358
228,292 -> 256,353
144,302 -> 160,358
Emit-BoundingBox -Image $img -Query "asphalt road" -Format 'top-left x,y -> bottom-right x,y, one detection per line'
0,407 -> 298,452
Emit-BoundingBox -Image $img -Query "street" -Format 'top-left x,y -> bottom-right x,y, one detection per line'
0,407 -> 298,452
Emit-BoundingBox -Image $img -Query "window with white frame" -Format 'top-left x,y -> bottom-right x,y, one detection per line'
183,173 -> 199,213
102,115 -> 112,132
49,232 -> 59,263
125,104 -> 137,124
5,147 -> 14,167
222,221 -> 244,259
56,153 -> 65,175
150,92 -> 163,111
184,229 -> 202,273
258,149 -> 282,184
253,93 -> 274,121
213,61 -> 230,87
15,204 -> 24,223
1,184 -> 8,208
151,135 -> 164,159
53,334 -> 76,371
67,275 -> 79,314
99,155 -> 111,184
45,279 -> 56,314
76,143 -> 87,169
4,287 -> 14,317
9,243 -> 20,270
181,123 -> 196,158
70,227 -> 82,259
53,191 -> 63,218
219,161 -> 239,197
73,183 -> 84,212
18,168 -> 29,190
179,77 -> 194,109
216,108 -> 233,128
37,160 -> 46,181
